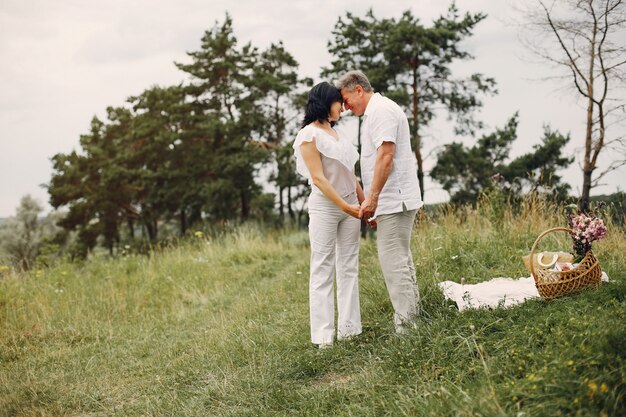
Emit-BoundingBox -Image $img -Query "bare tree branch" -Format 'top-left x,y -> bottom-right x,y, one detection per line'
521,0 -> 626,209
591,158 -> 626,186
537,0 -> 590,89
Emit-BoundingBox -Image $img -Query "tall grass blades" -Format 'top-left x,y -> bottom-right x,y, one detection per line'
1,198 -> 624,416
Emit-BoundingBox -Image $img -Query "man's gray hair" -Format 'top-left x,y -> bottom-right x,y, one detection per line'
336,70 -> 373,92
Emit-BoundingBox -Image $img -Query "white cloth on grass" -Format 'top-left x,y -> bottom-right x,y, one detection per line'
439,272 -> 609,311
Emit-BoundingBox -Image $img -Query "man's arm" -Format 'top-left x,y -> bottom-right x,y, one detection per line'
359,141 -> 395,221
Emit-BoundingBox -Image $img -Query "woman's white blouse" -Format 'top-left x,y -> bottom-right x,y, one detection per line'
293,124 -> 358,197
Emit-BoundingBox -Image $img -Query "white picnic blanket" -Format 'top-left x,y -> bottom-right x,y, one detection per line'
439,272 -> 609,311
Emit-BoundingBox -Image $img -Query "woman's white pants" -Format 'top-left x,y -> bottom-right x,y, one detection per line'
308,192 -> 362,345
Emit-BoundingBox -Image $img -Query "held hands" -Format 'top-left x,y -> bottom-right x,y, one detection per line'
359,197 -> 378,228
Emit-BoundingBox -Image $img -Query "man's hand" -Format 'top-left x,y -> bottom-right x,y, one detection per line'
359,197 -> 378,224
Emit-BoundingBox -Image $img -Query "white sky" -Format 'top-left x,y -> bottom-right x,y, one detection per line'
1,0 -> 624,217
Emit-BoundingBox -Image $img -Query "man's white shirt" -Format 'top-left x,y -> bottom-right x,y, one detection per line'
360,93 -> 423,217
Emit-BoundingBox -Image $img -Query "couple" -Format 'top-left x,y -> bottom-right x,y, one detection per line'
293,70 -> 423,348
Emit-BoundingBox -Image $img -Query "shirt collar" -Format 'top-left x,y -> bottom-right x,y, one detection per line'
363,92 -> 382,118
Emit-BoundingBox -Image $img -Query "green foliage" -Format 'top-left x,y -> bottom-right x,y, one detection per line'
47,14 -> 307,257
323,3 -> 497,198
149,16 -> 271,224
48,108 -> 136,253
322,9 -> 392,93
431,113 -> 573,204
382,5 -> 496,135
0,195 -> 64,270
257,43 -> 311,224
592,192 -> 626,226
1,200 -> 624,415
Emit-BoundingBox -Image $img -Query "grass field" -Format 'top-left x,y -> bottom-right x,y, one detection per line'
1,199 -> 625,416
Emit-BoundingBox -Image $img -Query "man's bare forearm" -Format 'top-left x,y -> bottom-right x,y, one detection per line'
369,142 -> 395,202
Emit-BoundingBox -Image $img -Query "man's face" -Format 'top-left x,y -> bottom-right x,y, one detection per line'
340,85 -> 365,116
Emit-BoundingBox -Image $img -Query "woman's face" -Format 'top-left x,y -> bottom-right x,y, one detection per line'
328,100 -> 343,122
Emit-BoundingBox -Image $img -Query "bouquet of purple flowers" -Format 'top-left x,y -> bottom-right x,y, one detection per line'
568,211 -> 608,262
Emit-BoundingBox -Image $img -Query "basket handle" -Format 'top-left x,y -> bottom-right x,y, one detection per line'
529,227 -> 573,279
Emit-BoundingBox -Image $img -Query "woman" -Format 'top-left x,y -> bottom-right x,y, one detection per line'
293,82 -> 365,348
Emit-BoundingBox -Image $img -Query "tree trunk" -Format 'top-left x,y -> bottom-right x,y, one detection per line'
412,66 -> 425,200
145,220 -> 158,243
580,18 -> 598,212
127,217 -> 134,239
190,206 -> 202,227
287,186 -> 294,221
278,186 -> 284,222
241,191 -> 250,220
180,208 -> 187,236
357,117 -> 367,239
580,94 -> 594,211
357,117 -> 363,155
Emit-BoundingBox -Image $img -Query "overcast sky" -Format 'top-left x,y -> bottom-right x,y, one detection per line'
1,0 -> 624,217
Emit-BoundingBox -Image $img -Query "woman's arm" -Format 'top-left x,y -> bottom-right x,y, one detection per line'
300,140 -> 360,219
356,177 -> 365,205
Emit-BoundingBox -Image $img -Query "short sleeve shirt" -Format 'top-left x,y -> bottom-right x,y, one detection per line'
293,124 -> 358,197
360,93 -> 423,216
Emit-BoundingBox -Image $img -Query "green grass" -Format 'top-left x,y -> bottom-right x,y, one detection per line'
1,201 -> 625,416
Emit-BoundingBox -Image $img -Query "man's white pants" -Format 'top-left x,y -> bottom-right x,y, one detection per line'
308,192 -> 362,345
376,206 -> 420,333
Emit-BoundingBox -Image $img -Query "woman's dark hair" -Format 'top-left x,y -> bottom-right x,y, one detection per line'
301,82 -> 343,128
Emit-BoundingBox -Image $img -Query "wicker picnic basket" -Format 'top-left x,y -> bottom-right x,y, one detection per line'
528,227 -> 602,300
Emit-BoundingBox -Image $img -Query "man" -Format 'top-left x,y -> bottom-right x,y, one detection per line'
337,70 -> 423,334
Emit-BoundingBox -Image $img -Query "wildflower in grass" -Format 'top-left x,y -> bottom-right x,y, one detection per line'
600,383 -> 608,394
587,381 -> 598,397
194,231 -> 204,238
567,210 -> 608,262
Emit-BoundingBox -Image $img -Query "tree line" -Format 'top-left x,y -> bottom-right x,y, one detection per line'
3,2 -> 623,267
47,16 -> 309,256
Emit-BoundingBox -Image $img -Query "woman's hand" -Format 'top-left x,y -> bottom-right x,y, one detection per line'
344,204 -> 361,219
